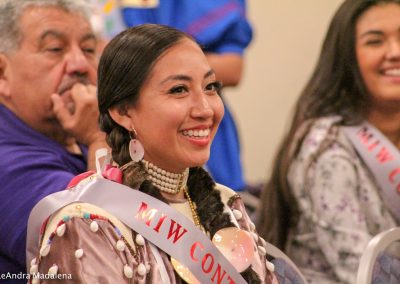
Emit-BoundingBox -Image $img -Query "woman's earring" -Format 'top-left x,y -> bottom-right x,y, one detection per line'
129,129 -> 144,162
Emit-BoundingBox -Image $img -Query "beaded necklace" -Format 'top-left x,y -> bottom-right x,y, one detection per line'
183,186 -> 201,227
142,160 -> 189,194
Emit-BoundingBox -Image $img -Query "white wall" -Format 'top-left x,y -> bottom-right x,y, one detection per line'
225,1 -> 344,183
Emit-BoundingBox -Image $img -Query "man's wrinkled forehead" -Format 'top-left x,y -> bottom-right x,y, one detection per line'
19,6 -> 96,45
0,0 -> 93,54
38,29 -> 97,44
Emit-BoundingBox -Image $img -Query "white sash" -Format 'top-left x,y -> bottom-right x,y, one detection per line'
26,176 -> 246,284
343,122 -> 400,223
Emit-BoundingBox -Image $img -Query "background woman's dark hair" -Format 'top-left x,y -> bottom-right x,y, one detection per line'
256,0 -> 400,249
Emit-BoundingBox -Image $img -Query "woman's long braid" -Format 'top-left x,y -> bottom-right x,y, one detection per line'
187,167 -> 232,236
188,167 -> 261,283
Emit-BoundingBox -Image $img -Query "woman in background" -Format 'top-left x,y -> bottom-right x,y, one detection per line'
257,0 -> 400,283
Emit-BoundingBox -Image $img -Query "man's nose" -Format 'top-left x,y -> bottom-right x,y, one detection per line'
65,46 -> 90,76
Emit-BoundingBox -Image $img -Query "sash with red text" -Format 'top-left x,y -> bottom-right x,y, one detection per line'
26,176 -> 246,284
343,123 -> 400,223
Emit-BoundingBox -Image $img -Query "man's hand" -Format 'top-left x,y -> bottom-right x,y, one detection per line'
51,83 -> 109,170
51,83 -> 103,146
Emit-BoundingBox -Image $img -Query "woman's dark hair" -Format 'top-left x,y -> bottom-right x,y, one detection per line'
257,0 -> 400,249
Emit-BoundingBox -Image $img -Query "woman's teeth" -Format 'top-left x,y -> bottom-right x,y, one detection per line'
182,128 -> 210,137
384,68 -> 400,76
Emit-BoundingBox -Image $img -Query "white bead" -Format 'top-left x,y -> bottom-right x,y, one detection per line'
138,263 -> 146,276
30,257 -> 37,266
123,265 -> 133,278
251,232 -> 259,242
48,264 -> 58,275
116,240 -> 125,251
40,244 -> 51,257
90,221 -> 99,232
32,277 -> 39,284
258,245 -> 267,256
260,237 -> 267,248
266,260 -> 275,272
75,249 -> 84,259
30,264 -> 38,274
56,224 -> 66,237
146,263 -> 151,273
249,222 -> 256,231
232,209 -> 243,220
135,234 -> 145,246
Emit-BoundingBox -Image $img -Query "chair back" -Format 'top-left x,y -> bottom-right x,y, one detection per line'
356,227 -> 400,284
266,242 -> 308,284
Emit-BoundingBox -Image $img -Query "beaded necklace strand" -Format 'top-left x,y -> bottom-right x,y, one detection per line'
142,160 -> 189,194
183,186 -> 201,227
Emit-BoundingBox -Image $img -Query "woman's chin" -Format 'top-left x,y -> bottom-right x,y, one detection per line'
187,155 -> 209,168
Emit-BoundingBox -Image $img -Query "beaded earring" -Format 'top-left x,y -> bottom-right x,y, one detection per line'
128,129 -> 144,162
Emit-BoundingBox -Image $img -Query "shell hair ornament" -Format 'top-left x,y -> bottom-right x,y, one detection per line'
128,129 -> 144,162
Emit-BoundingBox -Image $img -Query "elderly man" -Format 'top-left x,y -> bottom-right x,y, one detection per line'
0,0 -> 107,275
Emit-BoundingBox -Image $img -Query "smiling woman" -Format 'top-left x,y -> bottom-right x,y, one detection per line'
356,3 -> 400,112
107,38 -> 224,174
28,24 -> 281,283
257,0 -> 400,283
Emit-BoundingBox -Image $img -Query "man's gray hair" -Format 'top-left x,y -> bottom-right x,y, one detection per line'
0,0 -> 92,53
